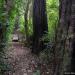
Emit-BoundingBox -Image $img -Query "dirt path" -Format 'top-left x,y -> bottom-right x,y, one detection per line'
5,41 -> 51,75
6,42 -> 41,75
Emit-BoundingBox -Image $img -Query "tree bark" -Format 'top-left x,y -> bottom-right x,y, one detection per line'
32,0 -> 48,54
53,0 -> 75,75
70,0 -> 75,72
24,0 -> 31,43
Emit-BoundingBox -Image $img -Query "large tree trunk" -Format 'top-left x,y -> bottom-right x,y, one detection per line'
53,0 -> 75,75
70,0 -> 75,72
32,0 -> 48,54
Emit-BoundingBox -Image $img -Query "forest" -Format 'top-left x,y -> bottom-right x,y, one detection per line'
0,0 -> 75,75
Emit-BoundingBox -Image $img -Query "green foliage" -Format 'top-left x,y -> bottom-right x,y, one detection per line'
28,19 -> 33,36
39,33 -> 54,64
46,0 -> 59,40
0,0 -> 4,16
33,70 -> 40,75
39,0 -> 59,63
19,15 -> 25,34
0,0 -> 59,74
19,16 -> 33,37
0,0 -> 17,73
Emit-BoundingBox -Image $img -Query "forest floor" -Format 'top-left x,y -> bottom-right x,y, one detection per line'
5,41 -> 51,75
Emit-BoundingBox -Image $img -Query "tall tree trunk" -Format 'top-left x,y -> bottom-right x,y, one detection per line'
24,0 -> 31,43
70,0 -> 75,72
32,0 -> 48,54
53,0 -> 75,75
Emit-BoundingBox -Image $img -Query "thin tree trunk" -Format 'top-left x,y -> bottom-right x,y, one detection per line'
24,0 -> 31,43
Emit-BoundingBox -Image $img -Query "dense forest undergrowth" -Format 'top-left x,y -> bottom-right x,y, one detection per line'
0,0 -> 75,75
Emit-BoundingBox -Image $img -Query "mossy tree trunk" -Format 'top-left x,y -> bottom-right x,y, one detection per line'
0,0 -> 13,74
